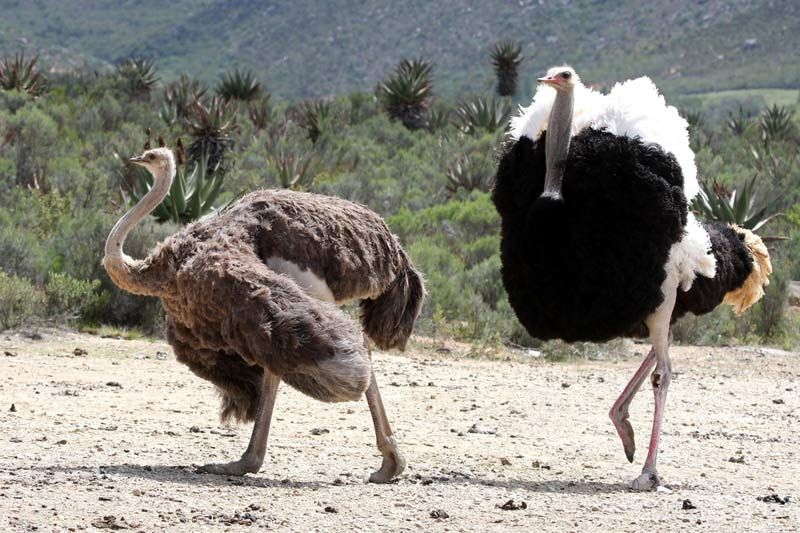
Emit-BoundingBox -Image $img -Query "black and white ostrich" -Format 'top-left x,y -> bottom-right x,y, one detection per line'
493,66 -> 772,490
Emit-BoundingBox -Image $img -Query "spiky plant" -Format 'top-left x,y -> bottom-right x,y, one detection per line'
216,69 -> 263,102
445,153 -> 495,195
298,99 -> 331,143
489,40 -> 523,97
427,104 -> 452,132
726,105 -> 752,136
453,96 -> 511,134
377,57 -> 433,130
248,95 -> 272,131
116,57 -> 159,99
184,96 -> 238,168
683,110 -> 705,134
692,177 -> 782,232
162,74 -> 207,121
0,52 -> 48,98
759,104 -> 794,145
123,140 -> 230,224
265,143 -> 322,190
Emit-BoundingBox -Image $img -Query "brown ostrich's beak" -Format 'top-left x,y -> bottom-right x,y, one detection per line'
129,155 -> 144,166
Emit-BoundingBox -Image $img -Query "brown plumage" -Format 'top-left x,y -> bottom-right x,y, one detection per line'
103,147 -> 423,482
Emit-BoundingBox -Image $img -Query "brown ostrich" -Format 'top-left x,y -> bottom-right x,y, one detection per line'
103,147 -> 424,482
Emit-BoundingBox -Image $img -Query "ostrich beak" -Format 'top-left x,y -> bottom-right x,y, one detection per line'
537,75 -> 561,87
129,155 -> 144,165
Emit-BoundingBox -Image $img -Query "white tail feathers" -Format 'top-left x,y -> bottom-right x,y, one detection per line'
723,225 -> 773,315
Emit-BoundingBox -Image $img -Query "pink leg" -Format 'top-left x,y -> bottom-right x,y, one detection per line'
609,347 -> 656,462
630,272 -> 677,491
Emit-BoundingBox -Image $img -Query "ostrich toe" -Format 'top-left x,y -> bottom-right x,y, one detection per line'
368,437 -> 406,483
629,471 -> 660,491
610,414 -> 637,463
197,455 -> 263,477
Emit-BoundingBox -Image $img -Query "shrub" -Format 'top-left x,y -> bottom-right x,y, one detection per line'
0,271 -> 43,330
45,272 -> 107,321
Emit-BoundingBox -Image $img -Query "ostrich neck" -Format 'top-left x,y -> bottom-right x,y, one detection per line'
543,88 -> 574,199
103,163 -> 173,296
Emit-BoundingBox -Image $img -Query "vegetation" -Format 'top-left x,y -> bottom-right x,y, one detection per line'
489,41 -> 523,97
0,53 -> 48,98
378,58 -> 433,130
216,69 -> 263,102
0,46 -> 798,354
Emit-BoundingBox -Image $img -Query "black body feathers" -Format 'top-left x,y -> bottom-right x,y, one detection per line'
493,129 -> 688,342
672,223 -> 753,320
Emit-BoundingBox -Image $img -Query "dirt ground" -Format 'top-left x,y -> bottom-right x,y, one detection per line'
0,331 -> 797,532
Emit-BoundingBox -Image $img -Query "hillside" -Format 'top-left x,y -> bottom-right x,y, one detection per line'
0,0 -> 798,98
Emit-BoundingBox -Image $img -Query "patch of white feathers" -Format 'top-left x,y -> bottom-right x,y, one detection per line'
509,74 -> 714,290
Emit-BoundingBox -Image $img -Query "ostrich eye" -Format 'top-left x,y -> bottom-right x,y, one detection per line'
148,154 -> 155,161
561,72 -> 572,80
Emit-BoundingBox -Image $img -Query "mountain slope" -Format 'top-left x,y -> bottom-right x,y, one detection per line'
0,0 -> 797,98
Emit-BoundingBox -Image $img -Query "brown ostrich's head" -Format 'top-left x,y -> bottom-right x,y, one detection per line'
129,147 -> 175,175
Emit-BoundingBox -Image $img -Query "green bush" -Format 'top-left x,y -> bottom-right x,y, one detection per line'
0,271 -> 43,330
45,272 -> 108,321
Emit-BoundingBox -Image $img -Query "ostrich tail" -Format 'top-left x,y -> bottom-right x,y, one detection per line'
360,259 -> 425,351
723,225 -> 773,315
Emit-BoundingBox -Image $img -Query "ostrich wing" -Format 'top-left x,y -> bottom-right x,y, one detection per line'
171,243 -> 366,376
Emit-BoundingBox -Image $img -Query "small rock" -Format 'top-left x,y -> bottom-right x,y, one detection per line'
324,506 -> 338,513
106,382 -> 122,388
332,478 -> 344,486
682,499 -> 697,510
56,439 -> 67,445
98,496 -> 112,502
155,351 -> 168,361
248,504 -> 262,511
189,426 -> 202,433
310,428 -> 330,436
498,499 -> 527,511
4,351 -> 16,357
468,423 -> 497,435
500,457 -> 511,466
728,455 -> 745,464
757,494 -> 790,505
9,403 -> 16,412
772,399 -> 784,405
132,489 -> 142,496
430,509 -> 449,519
73,347 -> 88,356
561,382 -> 571,388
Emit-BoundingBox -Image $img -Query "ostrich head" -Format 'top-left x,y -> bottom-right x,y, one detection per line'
129,147 -> 175,175
537,66 -> 578,92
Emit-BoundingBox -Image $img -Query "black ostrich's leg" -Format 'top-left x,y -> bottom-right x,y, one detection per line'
609,347 -> 656,462
363,337 -> 406,483
630,271 -> 678,491
198,370 -> 281,476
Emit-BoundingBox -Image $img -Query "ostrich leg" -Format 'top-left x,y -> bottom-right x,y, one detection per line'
630,271 -> 678,491
198,370 -> 281,476
363,337 -> 406,483
609,347 -> 656,462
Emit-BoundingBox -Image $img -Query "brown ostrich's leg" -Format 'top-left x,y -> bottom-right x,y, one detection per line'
198,369 -> 281,476
609,347 -> 656,462
363,337 -> 406,483
630,272 -> 678,491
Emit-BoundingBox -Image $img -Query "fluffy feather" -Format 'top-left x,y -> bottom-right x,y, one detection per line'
723,225 -> 772,314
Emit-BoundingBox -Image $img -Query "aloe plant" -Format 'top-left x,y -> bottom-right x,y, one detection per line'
0,52 -> 48,98
248,95 -> 272,131
453,96 -> 511,134
123,145 -> 230,224
216,69 -> 263,102
161,75 -> 207,123
489,41 -> 523,97
759,104 -> 794,145
298,99 -> 331,143
378,57 -> 433,130
116,57 -> 159,99
445,153 -> 495,195
726,105 -> 752,136
184,96 -> 238,167
692,177 -> 782,232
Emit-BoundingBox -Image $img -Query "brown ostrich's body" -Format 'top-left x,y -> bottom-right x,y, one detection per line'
104,150 -> 423,481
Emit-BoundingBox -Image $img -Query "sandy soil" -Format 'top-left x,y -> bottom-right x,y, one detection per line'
0,331 -> 797,532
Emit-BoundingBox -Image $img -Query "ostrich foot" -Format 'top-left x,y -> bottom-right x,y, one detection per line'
611,415 -> 636,463
368,437 -> 406,483
197,455 -> 262,476
629,471 -> 660,491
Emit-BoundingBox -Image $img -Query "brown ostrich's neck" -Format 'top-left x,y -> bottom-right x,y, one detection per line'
542,87 -> 574,200
103,159 -> 174,297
